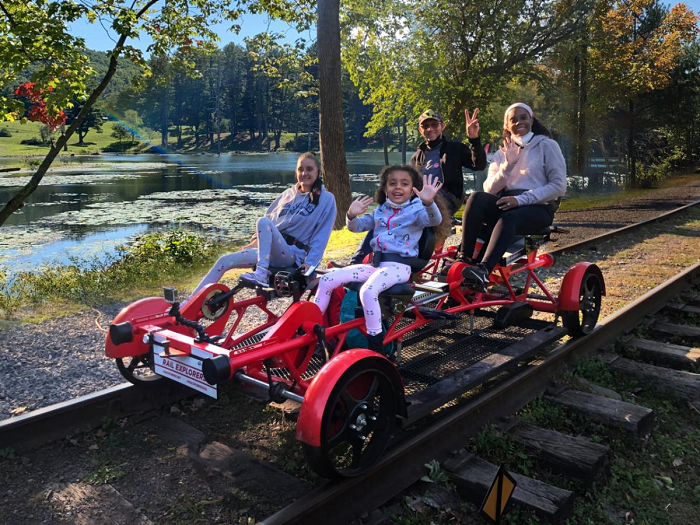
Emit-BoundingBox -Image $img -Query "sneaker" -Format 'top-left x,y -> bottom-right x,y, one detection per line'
462,264 -> 490,293
240,267 -> 271,287
366,333 -> 385,353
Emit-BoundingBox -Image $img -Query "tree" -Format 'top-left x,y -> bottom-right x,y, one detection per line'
0,0 -> 317,227
587,0 -> 698,186
66,100 -> 104,145
111,122 -> 130,142
343,0 -> 593,141
318,0 -> 352,229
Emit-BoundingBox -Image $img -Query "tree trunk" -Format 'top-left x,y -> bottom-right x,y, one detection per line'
628,98 -> 636,187
160,95 -> 168,148
401,118 -> 407,164
382,128 -> 389,165
318,0 -> 352,229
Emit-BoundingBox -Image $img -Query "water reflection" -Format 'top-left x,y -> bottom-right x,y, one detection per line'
0,153 -> 415,273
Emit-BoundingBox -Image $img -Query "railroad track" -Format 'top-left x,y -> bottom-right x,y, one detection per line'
3,199 -> 698,453
262,261 -> 700,524
1,201 -> 699,523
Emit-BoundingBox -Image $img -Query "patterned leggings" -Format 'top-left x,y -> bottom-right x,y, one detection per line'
314,262 -> 412,335
188,217 -> 302,299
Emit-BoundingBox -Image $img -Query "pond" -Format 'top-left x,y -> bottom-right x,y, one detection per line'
0,152 -> 486,274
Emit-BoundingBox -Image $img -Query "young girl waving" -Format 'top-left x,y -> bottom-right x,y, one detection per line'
313,165 -> 442,352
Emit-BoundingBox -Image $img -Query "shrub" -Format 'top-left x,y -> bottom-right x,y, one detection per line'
0,230 -> 222,314
0,128 -> 11,137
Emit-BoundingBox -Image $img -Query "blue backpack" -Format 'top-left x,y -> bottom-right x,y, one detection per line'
338,289 -> 395,357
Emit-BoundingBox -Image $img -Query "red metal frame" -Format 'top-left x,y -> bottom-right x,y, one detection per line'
105,237 -> 604,454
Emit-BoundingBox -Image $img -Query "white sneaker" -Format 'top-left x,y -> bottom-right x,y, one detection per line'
240,267 -> 271,287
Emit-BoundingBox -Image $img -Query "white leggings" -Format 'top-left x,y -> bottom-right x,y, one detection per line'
314,262 -> 412,335
188,216 -> 303,299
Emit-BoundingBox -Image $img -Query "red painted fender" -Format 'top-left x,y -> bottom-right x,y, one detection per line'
559,262 -> 606,311
296,350 -> 406,447
105,297 -> 171,358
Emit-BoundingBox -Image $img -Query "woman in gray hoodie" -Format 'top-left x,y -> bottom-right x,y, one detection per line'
459,103 -> 566,292
186,152 -> 336,298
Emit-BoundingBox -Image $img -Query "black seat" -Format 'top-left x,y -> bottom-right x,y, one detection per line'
499,226 -> 552,266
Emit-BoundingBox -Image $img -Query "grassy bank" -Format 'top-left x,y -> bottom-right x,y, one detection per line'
0,230 -> 230,321
0,227 -> 364,322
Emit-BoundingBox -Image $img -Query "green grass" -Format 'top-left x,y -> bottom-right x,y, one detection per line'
0,229 -> 230,320
0,120 -> 159,159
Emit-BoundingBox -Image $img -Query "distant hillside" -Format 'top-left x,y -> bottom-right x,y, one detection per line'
84,49 -> 142,103
0,48 -> 141,105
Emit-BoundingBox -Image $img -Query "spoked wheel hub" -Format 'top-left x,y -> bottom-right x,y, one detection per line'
304,363 -> 398,478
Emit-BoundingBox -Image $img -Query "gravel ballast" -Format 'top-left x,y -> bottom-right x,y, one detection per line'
2,178 -> 700,421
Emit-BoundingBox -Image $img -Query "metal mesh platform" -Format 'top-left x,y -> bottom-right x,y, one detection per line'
397,311 -> 553,396
227,310 -> 554,396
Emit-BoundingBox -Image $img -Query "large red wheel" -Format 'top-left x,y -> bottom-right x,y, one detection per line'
303,360 -> 398,478
561,270 -> 603,337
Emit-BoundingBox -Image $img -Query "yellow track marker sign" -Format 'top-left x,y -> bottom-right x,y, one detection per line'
480,465 -> 517,524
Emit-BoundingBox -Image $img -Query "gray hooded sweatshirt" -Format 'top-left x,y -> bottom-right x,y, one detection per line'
485,134 -> 567,206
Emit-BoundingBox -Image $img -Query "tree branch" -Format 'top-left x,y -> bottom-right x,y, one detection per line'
0,0 -> 160,227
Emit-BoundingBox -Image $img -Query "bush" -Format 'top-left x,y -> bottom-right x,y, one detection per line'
0,230 -> 222,314
20,137 -> 46,146
0,128 -> 11,137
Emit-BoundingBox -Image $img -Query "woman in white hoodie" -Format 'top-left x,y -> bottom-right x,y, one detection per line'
459,103 -> 566,292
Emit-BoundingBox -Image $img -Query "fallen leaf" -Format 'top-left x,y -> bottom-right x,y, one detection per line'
672,458 -> 683,467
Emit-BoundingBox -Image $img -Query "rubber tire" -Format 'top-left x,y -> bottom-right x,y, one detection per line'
303,361 -> 397,478
116,352 -> 163,388
561,271 -> 603,337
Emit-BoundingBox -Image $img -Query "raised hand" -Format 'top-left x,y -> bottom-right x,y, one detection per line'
413,174 -> 443,205
500,136 -> 521,165
347,195 -> 374,219
465,108 -> 480,139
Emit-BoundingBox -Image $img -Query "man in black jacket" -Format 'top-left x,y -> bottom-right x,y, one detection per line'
410,108 -> 486,215
349,108 -> 486,263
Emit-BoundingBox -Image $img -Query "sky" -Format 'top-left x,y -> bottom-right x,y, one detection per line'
69,1 -> 700,54
68,12 -> 313,53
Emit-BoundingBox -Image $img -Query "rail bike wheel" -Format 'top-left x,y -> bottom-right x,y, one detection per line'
303,360 -> 398,478
561,271 -> 603,337
116,351 -> 163,387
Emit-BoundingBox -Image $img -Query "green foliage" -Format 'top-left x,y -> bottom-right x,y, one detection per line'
84,462 -> 127,485
420,459 -> 450,485
0,127 -> 11,137
0,230 -> 222,313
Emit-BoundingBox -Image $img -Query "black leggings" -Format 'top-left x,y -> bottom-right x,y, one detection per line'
461,192 -> 553,272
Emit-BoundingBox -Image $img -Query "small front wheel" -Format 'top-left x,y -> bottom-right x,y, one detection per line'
116,352 -> 163,387
303,361 -> 398,478
562,271 -> 603,337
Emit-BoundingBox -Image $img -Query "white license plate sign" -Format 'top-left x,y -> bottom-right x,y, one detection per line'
153,353 -> 217,399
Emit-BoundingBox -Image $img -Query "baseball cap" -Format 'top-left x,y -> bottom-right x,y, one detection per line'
418,109 -> 443,126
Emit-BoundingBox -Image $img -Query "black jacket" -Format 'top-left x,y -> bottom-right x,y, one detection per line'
410,136 -> 487,202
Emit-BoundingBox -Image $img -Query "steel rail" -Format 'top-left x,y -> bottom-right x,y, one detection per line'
0,382 -> 191,451
262,261 -> 700,525
1,203 -> 698,453
548,198 -> 700,258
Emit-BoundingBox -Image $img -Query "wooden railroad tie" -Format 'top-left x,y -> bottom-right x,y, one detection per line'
545,388 -> 654,443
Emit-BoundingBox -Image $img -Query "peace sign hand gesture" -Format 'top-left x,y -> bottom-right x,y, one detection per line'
465,108 -> 480,139
413,174 -> 443,206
